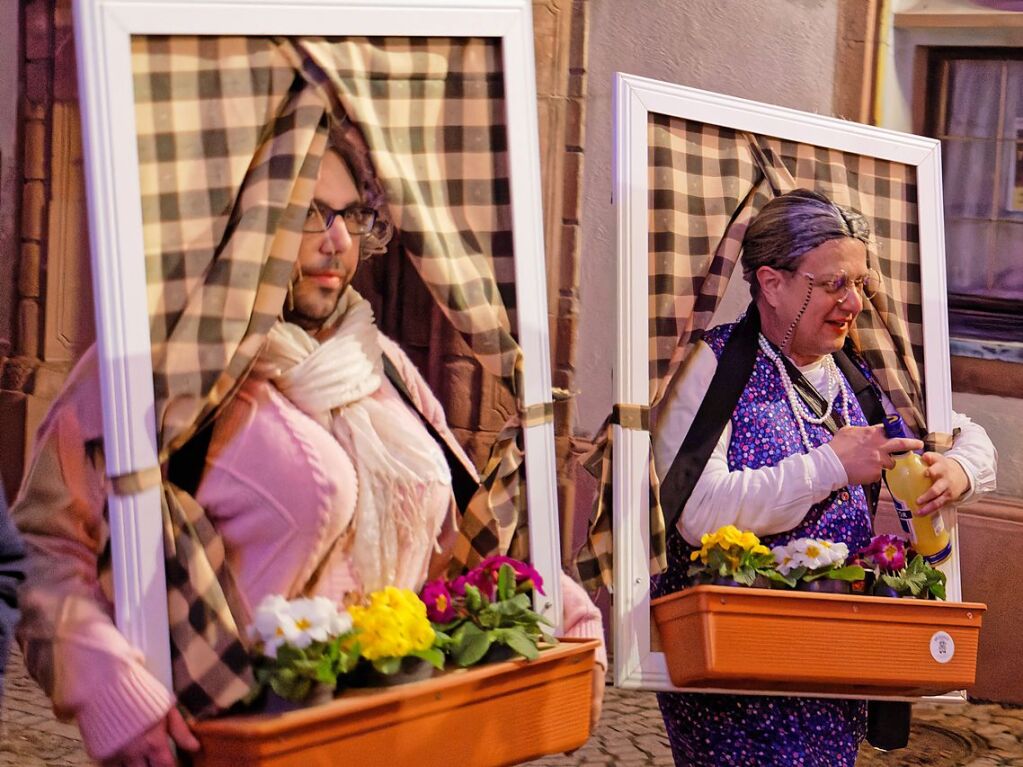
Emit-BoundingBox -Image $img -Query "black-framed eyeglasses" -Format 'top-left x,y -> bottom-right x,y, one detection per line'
797,268 -> 881,302
302,200 -> 377,235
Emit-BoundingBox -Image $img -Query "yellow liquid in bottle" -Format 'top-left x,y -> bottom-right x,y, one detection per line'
884,451 -> 952,565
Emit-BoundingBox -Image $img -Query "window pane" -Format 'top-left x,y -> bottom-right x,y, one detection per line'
990,221 -> 1023,301
945,218 -> 994,295
1009,139 -> 1023,215
942,138 -> 997,218
1004,61 -> 1023,141
944,60 -> 1004,139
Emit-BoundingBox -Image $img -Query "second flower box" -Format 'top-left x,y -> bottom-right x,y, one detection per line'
651,585 -> 984,697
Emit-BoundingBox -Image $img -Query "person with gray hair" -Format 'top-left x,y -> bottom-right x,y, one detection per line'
650,188 -> 997,766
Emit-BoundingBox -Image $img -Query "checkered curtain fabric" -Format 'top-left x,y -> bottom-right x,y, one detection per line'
130,35 -> 520,716
577,113 -> 926,591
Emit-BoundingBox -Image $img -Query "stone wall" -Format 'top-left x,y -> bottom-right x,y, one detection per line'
1,0 -> 90,501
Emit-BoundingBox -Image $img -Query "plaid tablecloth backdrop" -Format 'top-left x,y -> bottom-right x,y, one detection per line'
577,113 -> 927,592
127,35 -> 527,716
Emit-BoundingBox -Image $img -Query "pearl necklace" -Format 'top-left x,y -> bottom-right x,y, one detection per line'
757,334 -> 850,452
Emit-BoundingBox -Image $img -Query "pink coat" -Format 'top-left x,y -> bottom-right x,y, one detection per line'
13,343 -> 605,760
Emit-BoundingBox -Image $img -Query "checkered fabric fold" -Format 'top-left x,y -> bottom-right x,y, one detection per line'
577,114 -> 927,592
132,35 -> 519,715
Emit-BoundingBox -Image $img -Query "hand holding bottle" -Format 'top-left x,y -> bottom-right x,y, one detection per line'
829,424 -> 923,485
914,452 -> 970,517
882,414 -> 953,565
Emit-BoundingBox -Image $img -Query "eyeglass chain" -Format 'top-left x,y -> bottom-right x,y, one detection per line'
757,333 -> 850,452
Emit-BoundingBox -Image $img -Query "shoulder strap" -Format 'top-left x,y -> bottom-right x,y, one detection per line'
833,346 -> 885,427
381,354 -> 479,514
833,345 -> 886,516
659,309 -> 761,536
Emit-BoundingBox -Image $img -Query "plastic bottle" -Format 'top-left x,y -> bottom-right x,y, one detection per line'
882,414 -> 952,565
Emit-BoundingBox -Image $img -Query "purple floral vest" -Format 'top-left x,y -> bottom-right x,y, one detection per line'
655,322 -> 875,597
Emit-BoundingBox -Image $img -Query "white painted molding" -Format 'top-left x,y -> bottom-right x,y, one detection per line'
73,0 -> 560,685
612,72 -> 961,698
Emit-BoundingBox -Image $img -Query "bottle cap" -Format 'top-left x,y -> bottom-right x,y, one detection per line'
883,413 -> 908,440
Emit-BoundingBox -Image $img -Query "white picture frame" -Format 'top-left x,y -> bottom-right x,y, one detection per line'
74,0 -> 560,690
611,72 -> 962,698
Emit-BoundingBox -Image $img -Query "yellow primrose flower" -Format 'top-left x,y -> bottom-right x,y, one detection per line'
719,526 -> 744,546
737,532 -> 758,551
350,587 -> 435,661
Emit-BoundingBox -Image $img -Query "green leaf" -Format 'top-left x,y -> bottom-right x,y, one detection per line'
731,568 -> 756,586
499,628 -> 539,660
411,646 -> 446,670
465,585 -> 484,612
373,657 -> 401,675
804,564 -> 866,583
498,563 -> 516,601
453,623 -> 492,667
760,569 -> 797,588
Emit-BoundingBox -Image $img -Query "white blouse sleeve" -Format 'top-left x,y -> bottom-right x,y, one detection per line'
652,341 -> 848,547
874,388 -> 998,504
945,410 -> 998,502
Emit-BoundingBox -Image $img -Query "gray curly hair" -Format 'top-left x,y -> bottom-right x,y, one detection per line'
741,189 -> 872,300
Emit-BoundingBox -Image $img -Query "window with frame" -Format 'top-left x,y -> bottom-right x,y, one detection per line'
924,48 -> 1023,364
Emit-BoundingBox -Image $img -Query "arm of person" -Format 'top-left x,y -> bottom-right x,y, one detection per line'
916,410 -> 997,515
11,356 -> 178,762
872,389 -> 998,515
558,573 -> 606,732
653,341 -> 848,547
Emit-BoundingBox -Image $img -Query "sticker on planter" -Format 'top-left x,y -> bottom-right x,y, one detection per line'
930,631 -> 955,664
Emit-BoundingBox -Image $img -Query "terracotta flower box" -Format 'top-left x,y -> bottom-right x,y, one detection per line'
191,638 -> 599,767
651,585 -> 985,697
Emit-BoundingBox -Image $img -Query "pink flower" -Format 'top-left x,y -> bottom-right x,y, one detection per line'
449,575 -> 470,597
858,534 -> 907,573
473,556 -> 546,596
419,578 -> 456,623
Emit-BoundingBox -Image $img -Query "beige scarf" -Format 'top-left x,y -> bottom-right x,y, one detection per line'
257,289 -> 451,592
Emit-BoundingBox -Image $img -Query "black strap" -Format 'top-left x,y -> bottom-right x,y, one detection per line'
382,354 -> 479,513
773,347 -> 847,434
659,308 -> 761,536
167,422 -> 215,497
834,345 -> 886,426
834,345 -> 886,514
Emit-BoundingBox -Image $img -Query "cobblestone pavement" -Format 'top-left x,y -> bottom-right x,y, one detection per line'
3,644 -> 1023,766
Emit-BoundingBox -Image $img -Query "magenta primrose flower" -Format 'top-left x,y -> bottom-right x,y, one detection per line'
473,555 -> 546,596
859,534 -> 907,573
419,578 -> 456,623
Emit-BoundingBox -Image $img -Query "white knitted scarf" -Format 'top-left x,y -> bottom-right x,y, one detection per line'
257,289 -> 451,593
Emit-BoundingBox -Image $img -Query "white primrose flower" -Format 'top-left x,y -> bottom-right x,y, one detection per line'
250,594 -> 301,659
772,545 -> 797,575
826,541 -> 849,566
792,538 -> 830,570
287,597 -> 351,648
248,594 -> 352,658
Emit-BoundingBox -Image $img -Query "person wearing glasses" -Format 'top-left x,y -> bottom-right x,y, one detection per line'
11,130 -> 606,767
650,189 -> 996,767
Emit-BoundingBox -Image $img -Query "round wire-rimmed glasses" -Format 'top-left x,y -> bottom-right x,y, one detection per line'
797,267 -> 881,303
